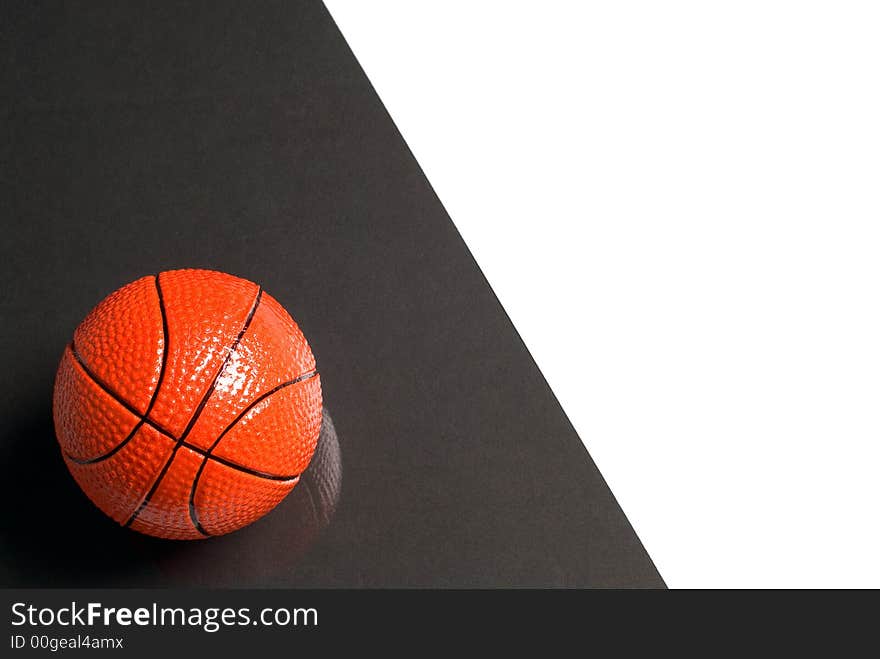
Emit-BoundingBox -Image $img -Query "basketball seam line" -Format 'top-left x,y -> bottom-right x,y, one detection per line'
70,346 -> 159,427
188,370 -> 317,536
181,437 -> 308,481
123,286 -> 264,532
67,274 -> 170,466
66,345 -> 314,480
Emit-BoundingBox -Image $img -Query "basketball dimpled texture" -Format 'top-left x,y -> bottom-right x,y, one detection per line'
52,269 -> 322,540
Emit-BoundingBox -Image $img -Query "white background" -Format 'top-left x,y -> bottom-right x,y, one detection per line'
323,1 -> 880,588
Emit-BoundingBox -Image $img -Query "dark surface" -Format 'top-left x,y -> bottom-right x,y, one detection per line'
0,0 -> 663,587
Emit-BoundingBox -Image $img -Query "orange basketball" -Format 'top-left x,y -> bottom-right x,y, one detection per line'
52,269 -> 322,540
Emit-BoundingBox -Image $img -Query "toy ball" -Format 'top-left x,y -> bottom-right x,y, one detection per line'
53,269 -> 322,540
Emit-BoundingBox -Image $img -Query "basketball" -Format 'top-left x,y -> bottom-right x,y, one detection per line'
52,269 -> 322,540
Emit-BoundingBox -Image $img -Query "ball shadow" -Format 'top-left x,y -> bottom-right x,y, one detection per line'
0,403 -> 342,587
0,396 -> 163,586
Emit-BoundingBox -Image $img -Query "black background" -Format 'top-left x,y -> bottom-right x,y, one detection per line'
0,0 -> 663,587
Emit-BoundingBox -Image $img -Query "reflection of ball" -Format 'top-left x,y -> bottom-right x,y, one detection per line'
157,408 -> 343,585
53,269 -> 322,540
